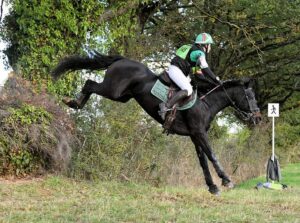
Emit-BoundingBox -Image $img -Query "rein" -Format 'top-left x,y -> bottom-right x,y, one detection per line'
221,85 -> 252,121
199,85 -> 221,100
200,83 -> 259,122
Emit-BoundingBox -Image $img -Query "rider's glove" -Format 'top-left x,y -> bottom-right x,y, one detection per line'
216,76 -> 223,85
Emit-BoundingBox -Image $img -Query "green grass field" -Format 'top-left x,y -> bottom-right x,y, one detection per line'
1,163 -> 300,223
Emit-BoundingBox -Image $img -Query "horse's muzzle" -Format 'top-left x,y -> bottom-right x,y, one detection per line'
252,111 -> 262,125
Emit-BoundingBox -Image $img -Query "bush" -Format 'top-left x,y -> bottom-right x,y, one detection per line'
0,75 -> 78,176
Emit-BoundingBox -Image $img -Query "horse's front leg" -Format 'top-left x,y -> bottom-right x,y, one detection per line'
194,144 -> 220,195
191,133 -> 234,189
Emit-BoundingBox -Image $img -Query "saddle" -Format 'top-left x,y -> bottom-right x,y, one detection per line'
158,71 -> 173,86
159,72 -> 194,105
158,71 -> 195,134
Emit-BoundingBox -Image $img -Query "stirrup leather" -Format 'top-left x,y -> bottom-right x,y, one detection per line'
158,103 -> 173,120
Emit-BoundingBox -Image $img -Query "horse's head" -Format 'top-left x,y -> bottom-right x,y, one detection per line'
223,78 -> 262,125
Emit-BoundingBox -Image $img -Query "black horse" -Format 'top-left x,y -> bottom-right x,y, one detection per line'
52,53 -> 261,195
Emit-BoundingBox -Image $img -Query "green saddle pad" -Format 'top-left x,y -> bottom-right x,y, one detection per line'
151,80 -> 197,110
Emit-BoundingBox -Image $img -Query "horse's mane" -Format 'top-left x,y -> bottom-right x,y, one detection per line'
195,76 -> 252,94
192,76 -> 255,96
223,77 -> 254,88
222,79 -> 244,88
193,75 -> 216,90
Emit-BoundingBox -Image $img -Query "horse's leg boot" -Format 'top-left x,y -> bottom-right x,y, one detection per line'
62,97 -> 80,109
62,93 -> 90,109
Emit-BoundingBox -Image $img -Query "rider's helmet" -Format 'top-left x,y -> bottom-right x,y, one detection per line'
195,33 -> 214,45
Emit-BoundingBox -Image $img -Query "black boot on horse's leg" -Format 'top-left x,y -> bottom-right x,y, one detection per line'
211,156 -> 234,189
159,90 -> 188,120
192,134 -> 234,193
62,93 -> 91,109
196,146 -> 220,195
62,79 -> 98,109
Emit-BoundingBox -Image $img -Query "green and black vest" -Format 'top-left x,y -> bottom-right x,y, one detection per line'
171,44 -> 204,76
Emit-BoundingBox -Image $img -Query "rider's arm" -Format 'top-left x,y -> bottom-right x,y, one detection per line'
190,50 -> 205,76
197,54 -> 221,84
190,50 -> 221,84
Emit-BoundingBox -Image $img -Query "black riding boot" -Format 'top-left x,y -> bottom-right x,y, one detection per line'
159,90 -> 188,120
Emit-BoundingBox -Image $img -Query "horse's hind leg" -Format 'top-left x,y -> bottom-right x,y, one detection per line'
63,78 -> 128,109
62,79 -> 103,109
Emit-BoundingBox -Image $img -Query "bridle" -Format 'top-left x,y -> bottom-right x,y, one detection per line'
200,83 -> 261,124
223,86 -> 261,124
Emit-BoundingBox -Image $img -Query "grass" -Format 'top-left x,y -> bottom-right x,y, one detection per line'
0,163 -> 300,223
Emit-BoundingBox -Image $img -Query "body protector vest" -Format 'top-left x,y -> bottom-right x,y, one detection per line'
176,44 -> 192,60
173,44 -> 204,75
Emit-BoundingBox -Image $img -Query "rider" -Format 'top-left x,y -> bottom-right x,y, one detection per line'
159,32 -> 221,120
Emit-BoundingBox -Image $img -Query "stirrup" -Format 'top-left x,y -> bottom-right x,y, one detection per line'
162,105 -> 177,135
158,103 -> 172,120
159,103 -> 173,112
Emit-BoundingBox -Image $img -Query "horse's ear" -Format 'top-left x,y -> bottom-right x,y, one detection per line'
249,79 -> 256,88
240,77 -> 256,88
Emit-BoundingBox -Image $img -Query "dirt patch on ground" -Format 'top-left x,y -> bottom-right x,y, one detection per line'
0,176 -> 45,184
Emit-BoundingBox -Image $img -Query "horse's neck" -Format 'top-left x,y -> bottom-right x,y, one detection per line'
206,86 -> 235,118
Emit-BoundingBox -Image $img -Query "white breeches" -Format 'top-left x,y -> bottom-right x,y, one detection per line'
167,65 -> 193,96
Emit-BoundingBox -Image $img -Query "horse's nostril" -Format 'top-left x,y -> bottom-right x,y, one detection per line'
255,116 -> 262,124
251,112 -> 262,125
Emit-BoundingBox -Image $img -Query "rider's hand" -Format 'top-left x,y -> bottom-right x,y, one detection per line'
216,76 -> 223,85
196,70 -> 203,75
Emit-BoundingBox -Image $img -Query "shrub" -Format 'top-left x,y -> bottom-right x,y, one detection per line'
0,75 -> 77,176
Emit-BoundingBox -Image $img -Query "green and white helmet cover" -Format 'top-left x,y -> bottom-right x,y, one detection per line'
195,33 -> 214,44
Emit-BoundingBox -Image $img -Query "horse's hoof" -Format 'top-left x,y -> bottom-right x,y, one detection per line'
222,180 -> 235,189
209,185 -> 220,195
62,97 -> 80,109
209,189 -> 221,196
213,190 -> 221,196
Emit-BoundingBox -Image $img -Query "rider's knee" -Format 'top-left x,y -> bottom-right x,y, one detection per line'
186,85 -> 193,96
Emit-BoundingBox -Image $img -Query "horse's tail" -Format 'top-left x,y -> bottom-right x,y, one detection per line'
51,52 -> 124,80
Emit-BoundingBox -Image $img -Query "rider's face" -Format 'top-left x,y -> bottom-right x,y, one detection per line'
206,44 -> 211,53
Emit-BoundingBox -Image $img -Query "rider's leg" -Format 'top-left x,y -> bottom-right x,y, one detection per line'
159,65 -> 192,119
165,90 -> 188,108
167,65 -> 193,96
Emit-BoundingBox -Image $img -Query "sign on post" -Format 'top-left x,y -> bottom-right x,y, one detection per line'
268,103 -> 280,117
268,103 -> 280,161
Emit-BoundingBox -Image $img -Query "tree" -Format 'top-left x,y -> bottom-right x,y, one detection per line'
91,0 -> 300,111
0,0 -> 104,94
130,0 -> 300,110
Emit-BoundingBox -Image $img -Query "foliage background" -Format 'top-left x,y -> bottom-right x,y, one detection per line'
0,0 -> 299,185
